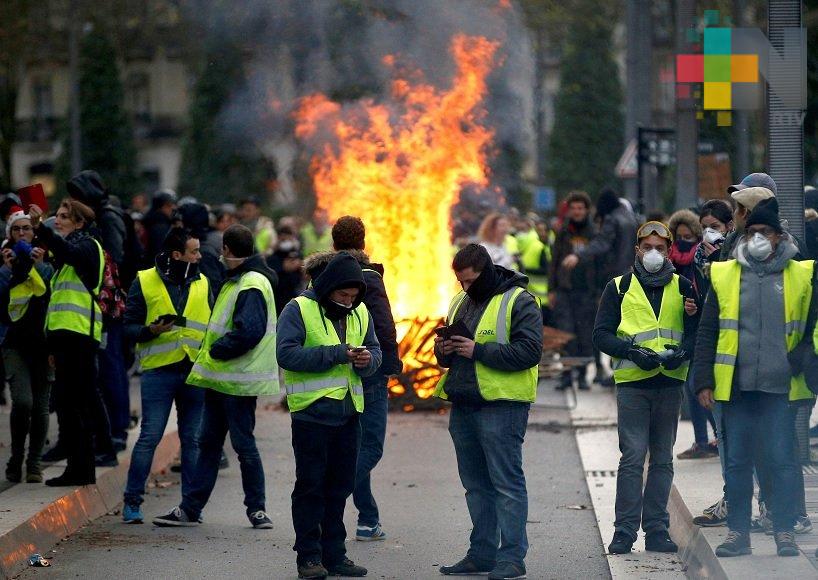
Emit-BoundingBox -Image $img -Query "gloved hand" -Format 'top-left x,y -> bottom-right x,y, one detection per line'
627,346 -> 661,371
662,346 -> 688,370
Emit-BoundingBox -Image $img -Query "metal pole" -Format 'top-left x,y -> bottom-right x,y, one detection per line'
767,0 -> 805,239
625,0 -> 652,203
68,0 -> 82,175
675,0 -> 698,209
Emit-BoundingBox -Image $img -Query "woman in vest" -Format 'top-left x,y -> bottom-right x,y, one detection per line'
30,200 -> 104,487
277,252 -> 381,580
593,221 -> 699,556
1,207 -> 53,483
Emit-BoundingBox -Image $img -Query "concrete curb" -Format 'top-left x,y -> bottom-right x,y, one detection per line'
0,429 -> 180,579
668,484 -> 728,580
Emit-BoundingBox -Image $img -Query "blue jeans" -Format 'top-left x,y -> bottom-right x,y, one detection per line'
449,402 -> 529,568
353,380 -> 388,527
723,392 -> 799,533
99,319 -> 130,442
712,402 -> 727,499
124,368 -> 204,506
615,386 -> 682,540
181,390 -> 265,520
684,370 -> 715,447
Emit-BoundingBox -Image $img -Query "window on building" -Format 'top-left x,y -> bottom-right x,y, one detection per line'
126,72 -> 151,120
32,77 -> 53,141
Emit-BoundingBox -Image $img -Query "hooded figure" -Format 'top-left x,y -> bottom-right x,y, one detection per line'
178,202 -> 224,290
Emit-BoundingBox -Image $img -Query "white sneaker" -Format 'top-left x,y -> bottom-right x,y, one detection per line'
795,516 -> 813,534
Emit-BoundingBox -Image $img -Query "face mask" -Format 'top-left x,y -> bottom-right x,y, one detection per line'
641,249 -> 665,273
675,239 -> 696,253
703,227 -> 724,244
278,240 -> 298,252
331,300 -> 353,310
747,232 -> 773,261
219,255 -> 246,267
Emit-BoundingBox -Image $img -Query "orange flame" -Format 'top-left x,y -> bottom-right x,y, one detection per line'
294,34 -> 499,320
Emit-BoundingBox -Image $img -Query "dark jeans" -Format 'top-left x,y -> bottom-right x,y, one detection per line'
53,335 -> 99,481
684,370 -> 715,447
291,415 -> 360,566
723,391 -> 799,533
4,348 -> 50,469
353,381 -> 388,527
553,289 -> 596,382
181,390 -> 265,520
449,402 -> 529,568
98,320 -> 130,442
124,369 -> 204,506
615,386 -> 682,539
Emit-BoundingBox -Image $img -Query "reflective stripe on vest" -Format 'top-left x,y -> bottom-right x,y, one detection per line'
435,287 -> 539,403
187,271 -> 279,396
8,267 -> 47,322
135,268 -> 212,371
610,273 -> 688,384
283,296 -> 369,413
711,259 -> 815,402
45,239 -> 104,341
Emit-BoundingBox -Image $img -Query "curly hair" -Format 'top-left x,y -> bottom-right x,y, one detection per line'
332,215 -> 366,250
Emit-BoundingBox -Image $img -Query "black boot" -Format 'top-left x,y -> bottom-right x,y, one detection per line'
556,372 -> 572,391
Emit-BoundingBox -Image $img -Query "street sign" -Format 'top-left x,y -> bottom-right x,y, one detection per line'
533,186 -> 556,211
615,140 -> 638,179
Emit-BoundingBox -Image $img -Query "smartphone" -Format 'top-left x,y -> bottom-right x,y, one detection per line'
154,314 -> 177,325
351,346 -> 366,353
434,326 -> 449,339
447,320 -> 472,340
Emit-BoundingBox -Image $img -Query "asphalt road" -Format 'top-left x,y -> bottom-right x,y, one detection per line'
15,390 -> 610,580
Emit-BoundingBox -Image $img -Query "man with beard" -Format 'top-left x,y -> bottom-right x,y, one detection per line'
277,252 -> 382,579
550,191 -> 597,390
434,243 -> 542,580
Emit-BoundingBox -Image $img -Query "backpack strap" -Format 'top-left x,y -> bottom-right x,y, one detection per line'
616,272 -> 632,299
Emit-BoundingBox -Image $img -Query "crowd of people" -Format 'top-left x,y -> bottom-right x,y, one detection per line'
3,166 -> 818,577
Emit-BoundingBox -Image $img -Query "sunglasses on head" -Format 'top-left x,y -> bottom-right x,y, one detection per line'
637,221 -> 673,242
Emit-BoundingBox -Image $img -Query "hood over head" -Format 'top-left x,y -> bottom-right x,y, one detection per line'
668,209 -> 702,240
67,170 -> 108,209
177,202 -> 211,239
596,187 -> 621,218
311,252 -> 367,308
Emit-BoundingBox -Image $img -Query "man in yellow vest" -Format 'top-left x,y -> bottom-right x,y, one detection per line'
593,221 -> 699,555
516,214 -> 552,322
433,244 -> 542,580
694,198 -> 812,558
277,252 -> 381,579
122,228 -> 212,524
153,224 -> 279,530
301,207 -> 333,256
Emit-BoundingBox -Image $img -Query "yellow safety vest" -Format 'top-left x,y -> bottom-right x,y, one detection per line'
519,238 -> 551,304
135,268 -> 212,371
434,288 -> 539,402
710,259 -> 814,401
8,267 -> 47,322
283,296 -> 369,413
301,223 -> 333,256
611,274 -> 689,384
45,239 -> 104,342
187,271 -> 279,396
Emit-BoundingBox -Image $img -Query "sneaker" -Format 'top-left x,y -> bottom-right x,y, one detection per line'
555,373 -> 572,391
356,523 -> 386,541
608,531 -> 635,554
249,510 -> 273,529
440,556 -> 495,575
25,462 -> 43,483
645,530 -> 678,553
152,506 -> 199,527
297,560 -> 328,579
488,562 -> 526,579
123,503 -> 144,524
677,444 -> 719,460
715,531 -> 751,557
774,531 -> 799,557
693,497 -> 728,527
795,516 -> 813,534
326,558 -> 367,577
751,502 -> 773,535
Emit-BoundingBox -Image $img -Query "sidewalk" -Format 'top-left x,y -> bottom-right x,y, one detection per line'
566,381 -> 818,579
0,377 -> 180,579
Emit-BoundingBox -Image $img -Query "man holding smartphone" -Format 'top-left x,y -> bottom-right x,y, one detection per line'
434,243 -> 542,580
122,228 -> 212,523
277,252 -> 382,579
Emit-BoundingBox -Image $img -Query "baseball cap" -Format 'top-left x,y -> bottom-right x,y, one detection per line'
731,186 -> 775,212
727,172 -> 777,195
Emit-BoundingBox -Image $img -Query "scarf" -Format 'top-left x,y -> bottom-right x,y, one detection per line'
668,241 -> 698,267
465,263 -> 500,304
735,233 -> 798,275
633,256 -> 676,288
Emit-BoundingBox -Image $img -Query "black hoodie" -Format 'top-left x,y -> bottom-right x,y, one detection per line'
208,255 -> 278,361
67,170 -> 128,268
434,265 -> 543,405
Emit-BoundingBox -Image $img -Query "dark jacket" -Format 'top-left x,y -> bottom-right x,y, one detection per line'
268,249 -> 305,315
179,202 -> 225,291
277,252 -> 382,425
593,268 -> 699,389
549,218 -> 597,292
209,255 -> 277,361
143,209 -> 173,266
124,255 -> 215,372
0,252 -> 53,349
578,203 -> 639,286
67,170 -> 127,267
433,265 -> 543,405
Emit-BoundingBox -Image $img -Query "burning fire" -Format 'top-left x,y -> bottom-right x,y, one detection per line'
294,34 -> 499,403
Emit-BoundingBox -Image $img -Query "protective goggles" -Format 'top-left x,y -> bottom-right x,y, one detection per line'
637,221 -> 673,242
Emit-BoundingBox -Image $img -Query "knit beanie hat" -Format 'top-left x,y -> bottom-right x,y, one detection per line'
745,198 -> 783,233
5,206 -> 29,238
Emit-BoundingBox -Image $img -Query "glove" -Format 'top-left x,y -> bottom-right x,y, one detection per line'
663,348 -> 688,370
627,346 -> 661,371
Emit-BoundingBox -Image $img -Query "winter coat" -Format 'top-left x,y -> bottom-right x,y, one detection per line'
433,266 -> 543,405
549,219 -> 597,292
578,205 -> 639,287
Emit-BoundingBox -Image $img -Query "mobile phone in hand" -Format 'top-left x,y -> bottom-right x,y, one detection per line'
434,326 -> 449,339
351,346 -> 366,353
154,314 -> 177,325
